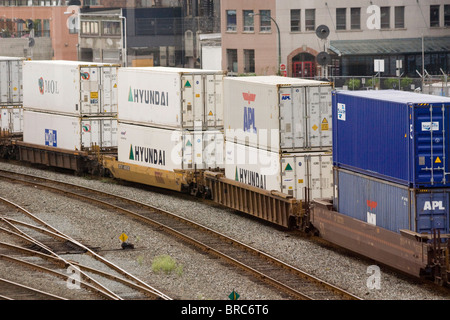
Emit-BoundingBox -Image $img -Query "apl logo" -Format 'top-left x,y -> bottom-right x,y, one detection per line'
367,200 -> 377,210
38,77 -> 44,95
243,91 -> 257,133
243,106 -> 257,133
243,92 -> 256,104
366,200 -> 377,226
423,201 -> 445,211
281,94 -> 291,101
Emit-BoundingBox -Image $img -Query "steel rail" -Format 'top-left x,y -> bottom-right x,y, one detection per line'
0,255 -> 118,300
0,277 -> 67,300
0,169 -> 361,300
0,189 -> 172,301
0,197 -> 124,300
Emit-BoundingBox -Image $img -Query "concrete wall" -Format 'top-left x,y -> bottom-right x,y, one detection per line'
0,37 -> 53,60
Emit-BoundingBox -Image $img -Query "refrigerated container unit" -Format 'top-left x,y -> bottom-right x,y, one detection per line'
224,141 -> 333,200
117,122 -> 224,171
332,90 -> 450,188
117,67 -> 225,130
224,76 -> 332,153
23,110 -> 117,151
1,106 -> 23,134
0,56 -> 24,106
23,60 -> 119,116
334,167 -> 450,236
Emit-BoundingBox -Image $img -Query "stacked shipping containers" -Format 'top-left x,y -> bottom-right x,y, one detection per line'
332,90 -> 450,235
0,57 -> 25,134
22,60 -> 119,151
223,76 -> 334,200
117,67 -> 225,171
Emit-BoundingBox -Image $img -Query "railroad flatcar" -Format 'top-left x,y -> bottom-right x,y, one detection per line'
1,59 -> 449,286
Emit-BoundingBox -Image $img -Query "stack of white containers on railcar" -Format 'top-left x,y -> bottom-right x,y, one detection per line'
224,76 -> 333,201
22,60 -> 119,151
0,56 -> 25,135
117,67 -> 225,172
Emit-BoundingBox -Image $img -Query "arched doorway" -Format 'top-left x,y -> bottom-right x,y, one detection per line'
292,52 -> 316,78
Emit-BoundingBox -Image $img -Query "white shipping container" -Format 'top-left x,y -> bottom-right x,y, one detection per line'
1,106 -> 23,134
225,141 -> 333,200
0,56 -> 24,106
118,122 -> 224,171
23,60 -> 119,116
224,76 -> 332,153
118,67 -> 224,130
23,110 -> 117,151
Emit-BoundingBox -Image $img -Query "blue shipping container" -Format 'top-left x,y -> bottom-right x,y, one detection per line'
334,167 -> 449,235
332,90 -> 450,188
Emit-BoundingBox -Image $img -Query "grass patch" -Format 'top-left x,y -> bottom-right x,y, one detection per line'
152,255 -> 183,276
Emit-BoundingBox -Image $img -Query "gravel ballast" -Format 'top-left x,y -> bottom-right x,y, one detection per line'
0,161 -> 449,300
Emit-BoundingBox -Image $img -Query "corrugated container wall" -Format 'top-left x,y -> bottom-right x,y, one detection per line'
1,106 -> 23,134
23,60 -> 119,116
334,167 -> 450,235
118,67 -> 225,130
23,110 -> 117,151
224,76 -> 332,153
0,56 -> 24,106
332,90 -> 450,188
225,141 -> 333,200
118,122 -> 224,171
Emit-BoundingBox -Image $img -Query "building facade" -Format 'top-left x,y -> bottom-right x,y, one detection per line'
277,0 -> 450,79
221,0 -> 450,78
221,0 -> 277,75
0,2 -> 79,60
78,0 -> 220,67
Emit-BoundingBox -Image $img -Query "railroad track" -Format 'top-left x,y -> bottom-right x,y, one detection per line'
0,169 -> 362,300
0,192 -> 171,300
0,278 -> 67,300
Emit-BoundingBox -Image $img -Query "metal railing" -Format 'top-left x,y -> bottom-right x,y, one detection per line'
318,75 -> 449,96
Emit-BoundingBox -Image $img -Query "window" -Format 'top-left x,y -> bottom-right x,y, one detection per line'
430,5 -> 440,27
43,19 -> 50,37
259,10 -> 271,32
226,10 -> 236,32
290,9 -> 300,32
17,20 -> 24,36
445,5 -> 450,27
81,21 -> 99,35
102,21 -> 121,36
336,8 -> 346,30
305,9 -> 315,31
227,49 -> 238,72
244,49 -> 255,73
34,19 -> 42,36
351,8 -> 360,30
395,6 -> 404,28
243,10 -> 254,32
380,7 -> 390,29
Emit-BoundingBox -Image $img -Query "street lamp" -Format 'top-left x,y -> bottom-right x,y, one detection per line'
251,12 -> 281,75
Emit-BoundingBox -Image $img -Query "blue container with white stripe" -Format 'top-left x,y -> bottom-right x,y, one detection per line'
334,168 -> 449,235
332,90 -> 450,188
